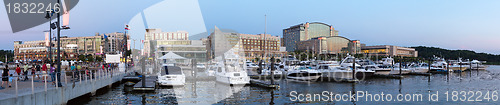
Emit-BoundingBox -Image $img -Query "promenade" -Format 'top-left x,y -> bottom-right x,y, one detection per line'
0,66 -> 135,105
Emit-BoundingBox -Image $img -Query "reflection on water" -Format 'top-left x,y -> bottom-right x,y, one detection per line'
81,66 -> 500,105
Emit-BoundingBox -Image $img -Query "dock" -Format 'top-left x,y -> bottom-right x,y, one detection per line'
250,79 -> 280,89
318,77 -> 359,83
132,76 -> 157,91
407,72 -> 432,76
373,74 -> 404,79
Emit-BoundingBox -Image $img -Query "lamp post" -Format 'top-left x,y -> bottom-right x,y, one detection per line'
45,10 -> 55,64
56,0 -> 62,87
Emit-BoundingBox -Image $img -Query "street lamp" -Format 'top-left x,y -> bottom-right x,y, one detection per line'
45,10 -> 55,64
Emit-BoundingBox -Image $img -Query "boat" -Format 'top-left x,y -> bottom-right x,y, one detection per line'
260,65 -> 284,76
316,64 -> 353,80
430,56 -> 452,72
245,61 -> 259,71
214,56 -> 250,85
339,55 -> 375,78
286,66 -> 322,81
378,57 -> 412,75
357,59 -> 391,75
469,60 -> 488,70
408,63 -> 430,73
157,64 -> 185,86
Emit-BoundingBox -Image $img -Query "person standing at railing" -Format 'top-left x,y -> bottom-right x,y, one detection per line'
70,64 -> 76,79
23,63 -> 29,81
15,65 -> 21,80
2,65 -> 9,88
31,64 -> 36,80
50,63 -> 56,85
42,63 -> 47,82
35,63 -> 41,80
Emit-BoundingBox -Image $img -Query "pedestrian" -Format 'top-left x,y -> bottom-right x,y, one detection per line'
42,63 -> 47,82
31,64 -> 36,80
23,64 -> 29,81
8,74 -> 13,88
35,63 -> 41,79
50,63 -> 56,85
15,65 -> 21,80
2,65 -> 9,88
70,64 -> 76,79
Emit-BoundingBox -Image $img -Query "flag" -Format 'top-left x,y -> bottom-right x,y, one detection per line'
125,25 -> 130,30
103,34 -> 108,39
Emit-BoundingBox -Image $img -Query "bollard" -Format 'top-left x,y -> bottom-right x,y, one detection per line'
85,71 -> 88,83
15,78 -> 18,98
55,72 -> 58,89
64,71 -> 67,85
44,75 -> 47,92
31,74 -> 34,95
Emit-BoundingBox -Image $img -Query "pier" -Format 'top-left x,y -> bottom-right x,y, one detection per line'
132,76 -> 156,91
0,68 -> 133,105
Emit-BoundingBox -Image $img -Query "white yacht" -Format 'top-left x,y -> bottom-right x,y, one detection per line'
339,55 -> 375,78
157,64 -> 185,86
408,63 -> 430,73
316,64 -> 353,80
430,56 -> 451,72
287,66 -> 322,81
378,57 -> 411,74
215,58 -> 250,85
260,65 -> 284,76
470,60 -> 488,70
357,59 -> 391,75
245,61 -> 259,71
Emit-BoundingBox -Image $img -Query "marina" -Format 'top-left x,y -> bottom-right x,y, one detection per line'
74,65 -> 500,104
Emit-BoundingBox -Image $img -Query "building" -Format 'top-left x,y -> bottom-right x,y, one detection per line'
283,22 -> 339,52
206,26 -> 242,60
240,33 -> 285,60
14,32 -> 129,62
361,45 -> 418,57
206,26 -> 285,61
144,29 -> 189,56
143,29 -> 207,62
284,22 -> 360,55
296,36 -> 359,54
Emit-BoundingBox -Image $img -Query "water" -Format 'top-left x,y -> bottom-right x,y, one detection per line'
76,66 -> 500,105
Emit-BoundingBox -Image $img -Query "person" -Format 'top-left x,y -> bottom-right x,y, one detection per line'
42,63 -> 47,82
8,74 -> 13,88
35,63 -> 41,79
50,63 -> 56,85
2,65 -> 9,88
31,64 -> 36,80
15,65 -> 21,80
70,64 -> 76,79
23,64 -> 29,81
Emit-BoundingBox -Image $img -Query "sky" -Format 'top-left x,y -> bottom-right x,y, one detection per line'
1,0 -> 500,54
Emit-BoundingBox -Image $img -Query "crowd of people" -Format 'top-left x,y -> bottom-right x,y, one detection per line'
1,61 -> 121,88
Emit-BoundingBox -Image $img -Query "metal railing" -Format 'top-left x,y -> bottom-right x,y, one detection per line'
0,67 -> 124,98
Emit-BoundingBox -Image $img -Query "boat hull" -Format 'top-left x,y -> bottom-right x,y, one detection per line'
287,73 -> 322,81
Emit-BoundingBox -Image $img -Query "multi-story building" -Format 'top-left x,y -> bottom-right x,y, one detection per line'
14,32 -> 129,62
206,26 -> 285,61
142,28 -> 207,62
283,22 -> 339,52
144,29 -> 189,57
240,33 -> 285,60
361,45 -> 418,57
296,36 -> 359,54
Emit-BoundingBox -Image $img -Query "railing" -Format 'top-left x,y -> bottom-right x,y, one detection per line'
0,67 -> 126,98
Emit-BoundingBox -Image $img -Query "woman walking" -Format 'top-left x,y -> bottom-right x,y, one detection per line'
2,65 -> 9,88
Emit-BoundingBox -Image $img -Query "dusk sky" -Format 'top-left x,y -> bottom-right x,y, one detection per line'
1,0 -> 500,54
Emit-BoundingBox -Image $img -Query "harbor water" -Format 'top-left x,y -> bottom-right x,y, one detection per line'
73,66 -> 500,105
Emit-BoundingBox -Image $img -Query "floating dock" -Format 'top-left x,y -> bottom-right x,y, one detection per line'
250,79 -> 280,89
318,77 -> 359,83
133,76 -> 157,91
373,74 -> 404,79
407,72 -> 432,76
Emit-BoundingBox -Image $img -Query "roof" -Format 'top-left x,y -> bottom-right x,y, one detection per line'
158,52 -> 187,59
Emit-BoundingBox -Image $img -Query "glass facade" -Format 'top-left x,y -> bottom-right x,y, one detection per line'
283,22 -> 338,52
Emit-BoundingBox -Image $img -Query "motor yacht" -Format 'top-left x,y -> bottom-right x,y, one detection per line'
286,66 -> 322,81
316,64 -> 353,80
157,64 -> 185,86
408,63 -> 430,73
339,55 -> 375,78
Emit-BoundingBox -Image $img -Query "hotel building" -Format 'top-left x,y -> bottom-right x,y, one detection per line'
284,22 -> 359,54
143,29 -> 207,62
361,45 -> 418,57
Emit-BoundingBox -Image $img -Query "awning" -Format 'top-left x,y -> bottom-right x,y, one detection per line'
158,52 -> 186,60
